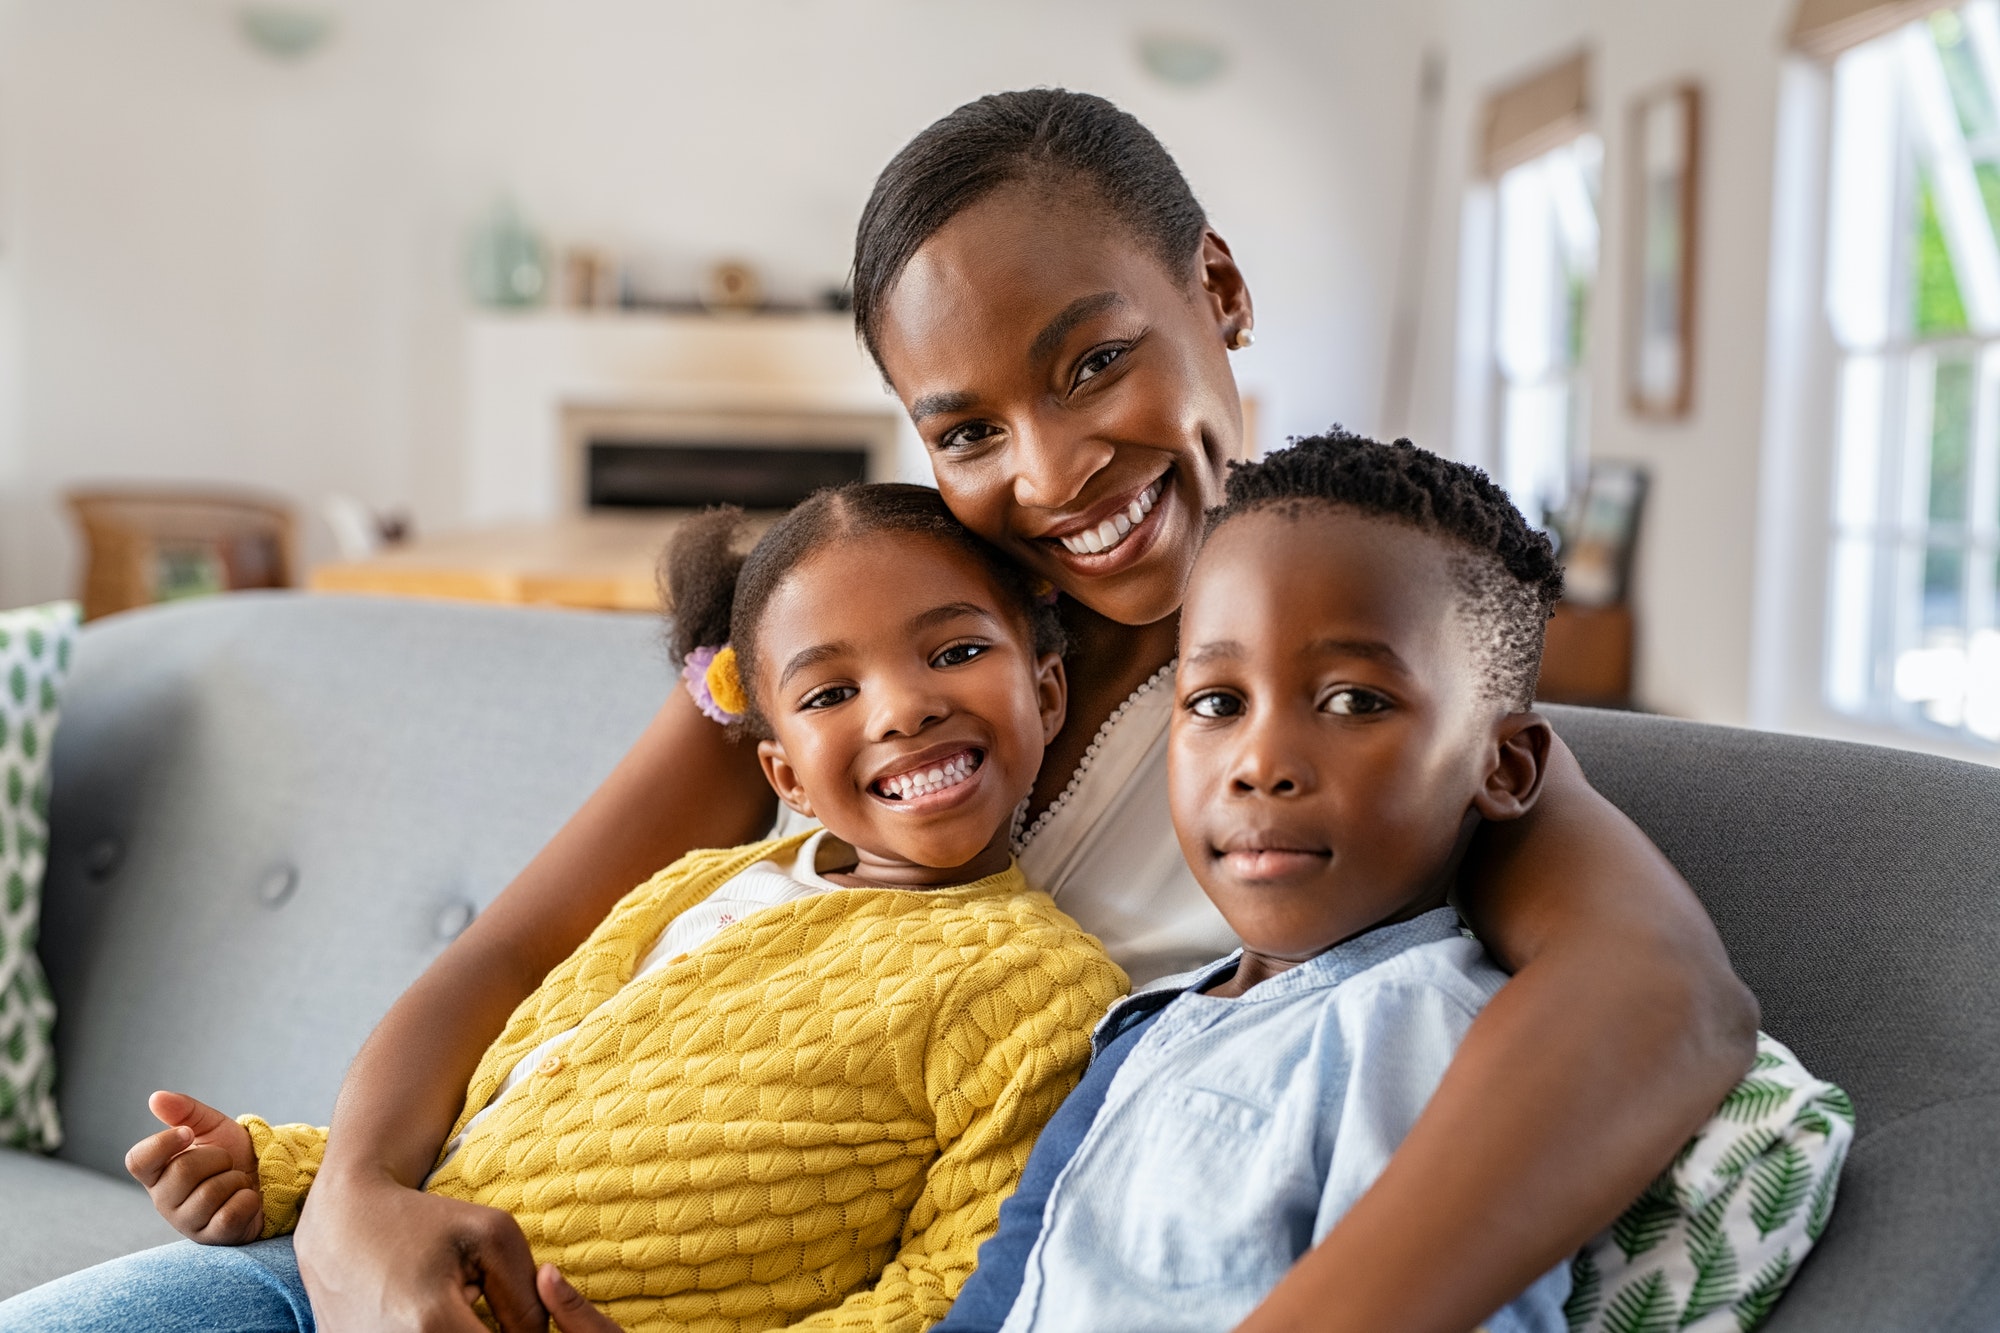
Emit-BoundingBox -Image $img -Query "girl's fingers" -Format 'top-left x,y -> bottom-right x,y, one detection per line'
124,1125 -> 193,1188
194,1186 -> 266,1246
150,1144 -> 239,1211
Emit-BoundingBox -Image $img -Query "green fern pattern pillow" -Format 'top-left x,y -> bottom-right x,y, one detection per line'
0,601 -> 79,1153
1566,1031 -> 1853,1333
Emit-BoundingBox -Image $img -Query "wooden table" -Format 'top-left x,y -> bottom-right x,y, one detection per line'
309,514 -> 715,612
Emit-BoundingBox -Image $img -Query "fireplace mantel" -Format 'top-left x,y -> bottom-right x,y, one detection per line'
462,309 -> 920,523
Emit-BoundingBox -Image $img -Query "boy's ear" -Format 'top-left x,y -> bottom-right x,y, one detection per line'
1035,651 -> 1068,746
1471,711 -> 1552,823
756,739 -> 816,818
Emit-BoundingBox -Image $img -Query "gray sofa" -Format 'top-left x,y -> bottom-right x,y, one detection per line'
3,593 -> 1996,1331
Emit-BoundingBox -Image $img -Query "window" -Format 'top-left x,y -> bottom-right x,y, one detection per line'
1824,4 -> 2000,746
1490,135 -> 1604,520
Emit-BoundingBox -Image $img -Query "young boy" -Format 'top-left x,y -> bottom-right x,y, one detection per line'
939,432 -> 1573,1333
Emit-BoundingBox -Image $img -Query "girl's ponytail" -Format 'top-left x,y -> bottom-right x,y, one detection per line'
661,505 -> 747,664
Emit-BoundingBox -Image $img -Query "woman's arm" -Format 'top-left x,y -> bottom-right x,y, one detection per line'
293,688 -> 776,1333
1236,734 -> 1758,1333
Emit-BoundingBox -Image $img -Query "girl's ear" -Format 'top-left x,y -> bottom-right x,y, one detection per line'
1471,712 -> 1552,822
757,738 -> 816,818
1035,652 -> 1068,746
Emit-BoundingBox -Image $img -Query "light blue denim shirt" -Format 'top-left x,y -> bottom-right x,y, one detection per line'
996,907 -> 1570,1333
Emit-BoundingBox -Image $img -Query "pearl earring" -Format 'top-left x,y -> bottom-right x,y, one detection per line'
1229,328 -> 1255,350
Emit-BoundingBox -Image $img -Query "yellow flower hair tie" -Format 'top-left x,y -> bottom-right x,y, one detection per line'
704,645 -> 748,719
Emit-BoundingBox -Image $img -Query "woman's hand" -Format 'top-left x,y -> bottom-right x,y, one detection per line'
294,1166 -> 547,1332
539,1265 -> 626,1333
295,690 -> 775,1331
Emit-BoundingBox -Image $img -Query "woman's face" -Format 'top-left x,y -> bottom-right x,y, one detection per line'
872,181 -> 1253,627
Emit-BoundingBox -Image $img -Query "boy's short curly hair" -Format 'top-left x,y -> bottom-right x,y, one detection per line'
1206,430 -> 1564,710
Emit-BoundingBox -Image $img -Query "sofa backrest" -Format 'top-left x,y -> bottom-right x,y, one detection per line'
40,593 -> 667,1176
1542,704 -> 2000,1331
34,598 -> 2000,1329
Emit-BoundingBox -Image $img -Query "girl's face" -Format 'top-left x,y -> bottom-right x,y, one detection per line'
872,181 -> 1253,628
751,530 -> 1065,887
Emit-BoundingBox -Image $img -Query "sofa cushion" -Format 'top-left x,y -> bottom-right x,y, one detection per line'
0,602 -> 79,1153
0,1147 -> 178,1299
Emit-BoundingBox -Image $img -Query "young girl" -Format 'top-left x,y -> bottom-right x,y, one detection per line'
3,484 -> 1126,1333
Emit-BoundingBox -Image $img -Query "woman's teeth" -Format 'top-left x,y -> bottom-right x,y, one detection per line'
1059,477 -> 1164,556
876,752 -> 979,801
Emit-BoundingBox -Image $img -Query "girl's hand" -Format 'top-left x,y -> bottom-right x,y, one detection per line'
124,1090 -> 263,1245
540,1265 -> 626,1333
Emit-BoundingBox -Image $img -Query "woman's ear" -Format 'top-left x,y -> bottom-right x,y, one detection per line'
1035,652 -> 1068,746
1197,230 -> 1254,343
756,738 -> 816,818
1471,711 -> 1553,822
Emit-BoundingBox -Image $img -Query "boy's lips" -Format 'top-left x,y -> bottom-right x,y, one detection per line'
867,746 -> 987,812
1212,835 -> 1332,882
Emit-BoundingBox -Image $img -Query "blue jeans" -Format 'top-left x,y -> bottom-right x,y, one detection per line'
0,1236 -> 313,1333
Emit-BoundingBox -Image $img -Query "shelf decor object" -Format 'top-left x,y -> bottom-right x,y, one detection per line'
1627,83 -> 1702,420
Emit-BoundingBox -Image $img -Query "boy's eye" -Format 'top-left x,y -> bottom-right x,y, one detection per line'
1187,690 -> 1243,719
801,685 -> 856,710
932,642 -> 990,668
1324,688 -> 1390,717
1073,344 -> 1128,389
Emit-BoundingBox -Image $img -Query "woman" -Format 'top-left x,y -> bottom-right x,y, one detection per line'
295,91 -> 1756,1333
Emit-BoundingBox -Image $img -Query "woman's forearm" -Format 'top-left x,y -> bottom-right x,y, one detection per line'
1236,734 -> 1757,1333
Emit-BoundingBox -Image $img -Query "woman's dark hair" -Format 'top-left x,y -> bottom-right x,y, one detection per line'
1206,430 -> 1565,710
851,88 -> 1209,369
663,483 -> 1065,737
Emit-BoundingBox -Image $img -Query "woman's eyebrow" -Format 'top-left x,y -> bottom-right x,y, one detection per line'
909,389 -> 976,424
1029,291 -> 1125,363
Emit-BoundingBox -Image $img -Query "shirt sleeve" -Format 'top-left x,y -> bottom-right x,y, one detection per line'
784,939 -> 1126,1331
237,1116 -> 329,1239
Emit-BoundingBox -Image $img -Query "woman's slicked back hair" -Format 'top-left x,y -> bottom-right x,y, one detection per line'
851,88 -> 1209,370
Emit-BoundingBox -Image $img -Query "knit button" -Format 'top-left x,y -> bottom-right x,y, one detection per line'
537,1055 -> 563,1076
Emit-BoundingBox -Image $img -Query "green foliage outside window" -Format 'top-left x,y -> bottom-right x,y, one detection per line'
1915,170 -> 1970,337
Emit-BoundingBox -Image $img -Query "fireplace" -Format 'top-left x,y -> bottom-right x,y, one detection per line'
561,403 -> 899,512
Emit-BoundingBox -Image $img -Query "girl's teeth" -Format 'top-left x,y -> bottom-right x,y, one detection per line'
881,753 -> 977,800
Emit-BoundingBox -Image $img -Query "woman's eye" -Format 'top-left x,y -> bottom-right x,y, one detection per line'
937,421 -> 1002,453
802,685 -> 856,710
1324,688 -> 1389,717
933,642 -> 990,668
1187,691 -> 1242,719
1073,345 -> 1126,388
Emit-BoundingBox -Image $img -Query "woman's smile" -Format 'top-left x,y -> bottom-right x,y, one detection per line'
1043,472 -> 1168,561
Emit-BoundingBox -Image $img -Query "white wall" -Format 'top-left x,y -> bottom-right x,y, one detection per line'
1408,0 -> 1797,726
0,0 -> 1442,607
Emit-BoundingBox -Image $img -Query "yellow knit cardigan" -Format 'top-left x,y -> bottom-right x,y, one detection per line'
240,833 -> 1125,1332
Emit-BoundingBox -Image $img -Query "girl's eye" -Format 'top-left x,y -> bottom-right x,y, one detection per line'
1187,690 -> 1242,720
801,685 -> 856,710
1073,344 -> 1127,388
1324,688 -> 1390,717
933,642 -> 990,668
937,420 -> 1002,453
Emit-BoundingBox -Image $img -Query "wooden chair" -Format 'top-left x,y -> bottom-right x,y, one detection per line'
66,488 -> 296,621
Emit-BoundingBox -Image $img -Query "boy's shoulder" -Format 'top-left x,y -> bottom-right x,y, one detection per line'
1325,931 -> 1506,1026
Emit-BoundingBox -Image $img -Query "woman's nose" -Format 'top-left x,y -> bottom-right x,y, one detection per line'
1010,413 -> 1114,512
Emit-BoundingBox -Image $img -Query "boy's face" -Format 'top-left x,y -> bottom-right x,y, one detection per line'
1170,505 -> 1528,965
754,530 -> 1064,887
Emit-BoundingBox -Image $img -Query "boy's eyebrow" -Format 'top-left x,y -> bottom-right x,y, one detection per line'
1184,639 -> 1244,667
906,602 -> 1003,634
1306,638 -> 1411,671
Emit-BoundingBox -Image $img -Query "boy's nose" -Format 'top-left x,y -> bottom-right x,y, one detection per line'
1227,717 -> 1314,797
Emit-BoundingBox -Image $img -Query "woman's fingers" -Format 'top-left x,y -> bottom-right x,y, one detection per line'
538,1265 -> 625,1333
456,1206 -> 547,1333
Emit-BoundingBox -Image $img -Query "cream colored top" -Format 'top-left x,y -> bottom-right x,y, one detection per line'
1013,661 -> 1239,988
